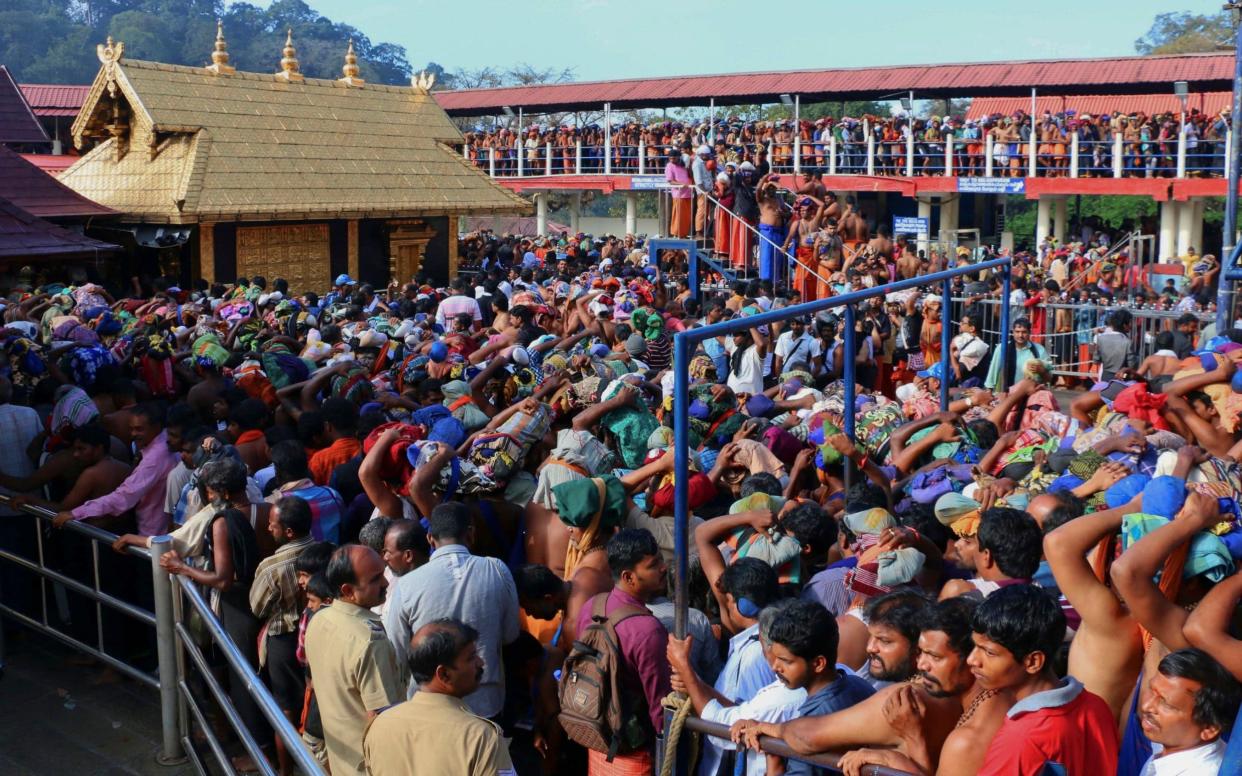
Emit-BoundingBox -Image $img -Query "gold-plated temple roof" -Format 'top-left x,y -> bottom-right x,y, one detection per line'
61,53 -> 529,223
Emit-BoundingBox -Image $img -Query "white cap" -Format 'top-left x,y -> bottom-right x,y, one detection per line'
697,144 -> 711,155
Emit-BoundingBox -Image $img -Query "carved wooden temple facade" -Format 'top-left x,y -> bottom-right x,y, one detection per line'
59,29 -> 528,290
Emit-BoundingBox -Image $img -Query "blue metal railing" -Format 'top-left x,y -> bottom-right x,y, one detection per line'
669,257 -> 1013,638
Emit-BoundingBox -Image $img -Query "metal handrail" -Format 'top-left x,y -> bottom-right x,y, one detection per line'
173,576 -> 327,776
684,717 -> 916,776
697,186 -> 822,285
0,494 -> 325,775
669,257 -> 1013,634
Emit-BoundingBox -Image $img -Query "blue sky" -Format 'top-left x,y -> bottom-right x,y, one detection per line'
300,0 -> 1223,82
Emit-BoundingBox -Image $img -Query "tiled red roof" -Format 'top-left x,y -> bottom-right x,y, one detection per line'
0,196 -> 119,259
966,92 -> 1232,121
0,66 -> 49,144
435,53 -> 1235,115
19,153 -> 78,175
0,146 -> 113,219
19,83 -> 91,117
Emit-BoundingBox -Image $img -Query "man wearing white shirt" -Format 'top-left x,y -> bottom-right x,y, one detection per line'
773,317 -> 823,376
1137,648 -> 1239,776
724,325 -> 768,396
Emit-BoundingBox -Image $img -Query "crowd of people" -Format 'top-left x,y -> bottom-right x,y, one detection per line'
463,106 -> 1233,180
0,229 -> 1241,776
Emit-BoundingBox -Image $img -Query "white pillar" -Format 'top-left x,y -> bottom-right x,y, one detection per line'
488,147 -> 496,177
1112,134 -> 1124,178
906,129 -> 915,176
1176,199 -> 1194,257
940,195 -> 959,243
917,197 -> 933,255
569,191 -> 581,233
1069,132 -> 1079,178
575,141 -> 582,175
1053,197 -> 1068,244
1191,198 -> 1205,257
1035,197 -> 1052,250
535,192 -> 547,236
944,133 -> 954,177
985,134 -> 994,177
1159,200 -> 1179,260
638,139 -> 646,175
545,142 -> 553,176
828,134 -> 838,175
1176,126 -> 1187,178
625,191 -> 638,236
865,132 -> 875,176
1028,128 -> 1038,178
516,139 -> 524,177
794,134 -> 802,175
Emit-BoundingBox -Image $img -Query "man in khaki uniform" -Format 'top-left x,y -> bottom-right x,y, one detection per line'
305,545 -> 402,776
364,619 -> 516,776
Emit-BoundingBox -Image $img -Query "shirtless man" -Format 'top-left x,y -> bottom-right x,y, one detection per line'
838,195 -> 870,244
1044,493 -> 1147,724
9,424 -> 130,516
868,224 -> 894,263
1158,357 -> 1239,458
736,597 -> 1009,776
756,174 -> 789,281
796,171 -> 827,200
896,241 -> 922,280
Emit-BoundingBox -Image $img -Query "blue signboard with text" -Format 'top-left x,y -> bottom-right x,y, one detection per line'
957,177 -> 1026,194
893,216 -> 928,236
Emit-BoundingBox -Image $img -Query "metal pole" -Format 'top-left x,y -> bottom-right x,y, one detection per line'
999,266 -> 1012,392
604,102 -> 613,175
843,304 -> 857,493
1216,4 -> 1242,334
941,277 -> 952,410
1028,88 -> 1038,178
150,535 -> 186,765
672,333 -> 690,641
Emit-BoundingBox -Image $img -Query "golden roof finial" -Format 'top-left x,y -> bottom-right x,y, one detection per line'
206,20 -> 235,75
97,36 -> 124,65
339,38 -> 365,87
276,28 -> 303,82
412,69 -> 436,94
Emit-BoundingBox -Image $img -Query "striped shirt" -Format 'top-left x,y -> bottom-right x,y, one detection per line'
250,535 -> 314,637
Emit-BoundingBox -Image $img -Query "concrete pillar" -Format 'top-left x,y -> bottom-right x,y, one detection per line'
940,196 -> 959,242
917,197 -> 933,256
1176,199 -> 1194,258
535,192 -> 547,237
1191,198 -> 1205,258
1035,197 -> 1052,252
1053,197 -> 1068,244
569,191 -> 581,233
1159,200 -> 1179,261
625,191 -> 638,236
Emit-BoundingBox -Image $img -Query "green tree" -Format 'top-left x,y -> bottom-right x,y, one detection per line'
1135,11 -> 1233,55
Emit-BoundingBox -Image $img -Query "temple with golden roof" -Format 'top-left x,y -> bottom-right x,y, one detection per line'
58,26 -> 529,290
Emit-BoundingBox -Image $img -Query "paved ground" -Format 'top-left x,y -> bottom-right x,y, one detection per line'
0,627 -> 195,776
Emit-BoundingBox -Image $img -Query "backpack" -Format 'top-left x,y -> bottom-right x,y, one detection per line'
557,593 -> 653,760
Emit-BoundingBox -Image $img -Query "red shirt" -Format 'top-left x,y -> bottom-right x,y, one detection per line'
978,679 -> 1118,776
309,437 -> 361,486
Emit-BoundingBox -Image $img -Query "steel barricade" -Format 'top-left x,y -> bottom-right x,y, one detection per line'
0,495 -> 326,776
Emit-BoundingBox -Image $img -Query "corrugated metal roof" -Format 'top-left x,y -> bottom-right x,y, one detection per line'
0,66 -> 50,144
19,153 -> 78,176
0,146 -> 114,219
434,53 -> 1235,115
966,92 -> 1232,120
19,83 -> 91,117
0,196 -> 119,258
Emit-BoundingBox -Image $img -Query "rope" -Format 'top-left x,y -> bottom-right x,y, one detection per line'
659,692 -> 697,776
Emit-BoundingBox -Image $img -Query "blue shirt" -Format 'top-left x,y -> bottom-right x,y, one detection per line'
784,672 -> 876,776
715,623 -> 776,705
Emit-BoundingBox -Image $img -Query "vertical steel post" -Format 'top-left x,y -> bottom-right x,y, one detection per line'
672,333 -> 690,642
1216,5 -> 1242,334
843,304 -> 857,492
941,277 -> 952,410
999,266 -> 1012,392
688,248 -> 700,300
150,535 -> 185,764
